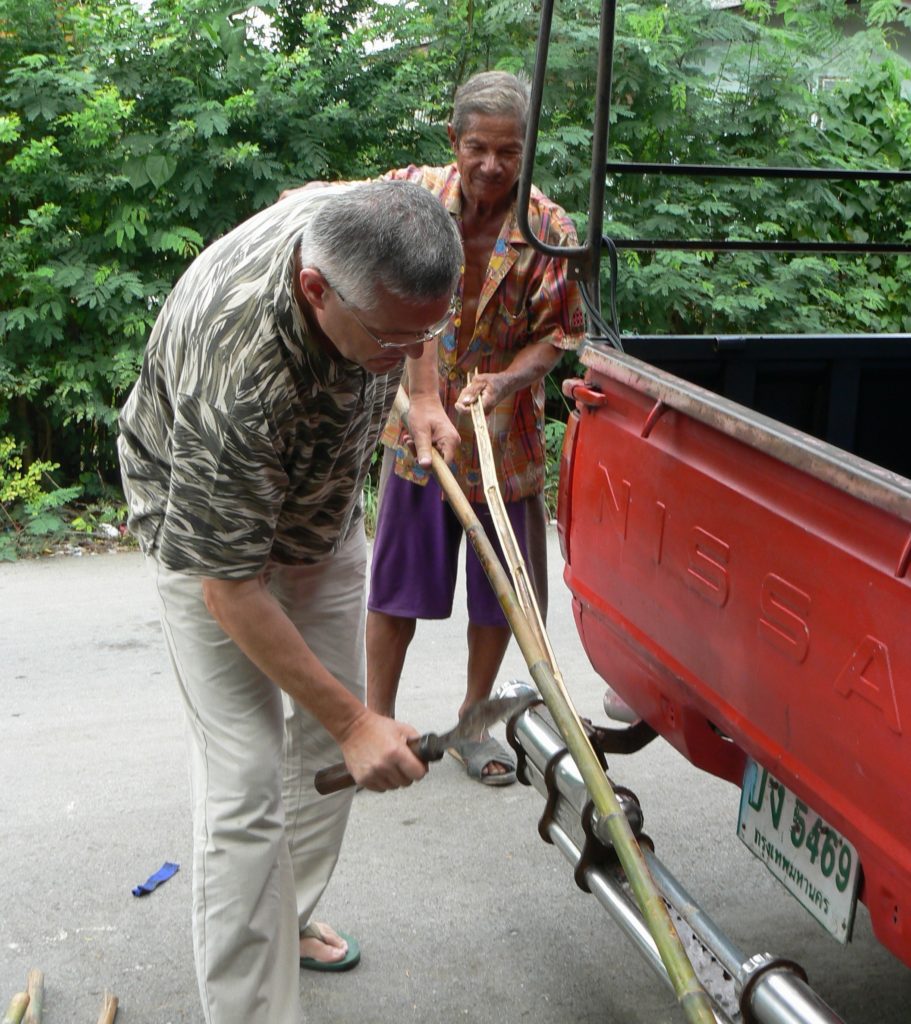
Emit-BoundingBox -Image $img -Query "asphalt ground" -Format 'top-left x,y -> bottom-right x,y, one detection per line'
2,530 -> 910,1023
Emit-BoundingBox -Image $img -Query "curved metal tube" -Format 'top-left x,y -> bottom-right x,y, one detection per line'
517,0 -> 617,297
501,683 -> 849,1024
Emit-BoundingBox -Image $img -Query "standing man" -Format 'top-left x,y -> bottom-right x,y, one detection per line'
118,181 -> 463,1024
366,71 -> 586,784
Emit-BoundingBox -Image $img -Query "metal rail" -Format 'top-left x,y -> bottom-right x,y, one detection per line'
606,162 -> 911,183
500,681 -> 849,1024
517,0 -> 615,281
516,0 -> 911,286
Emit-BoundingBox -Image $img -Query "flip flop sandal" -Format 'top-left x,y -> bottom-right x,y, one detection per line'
299,923 -> 361,972
448,736 -> 517,786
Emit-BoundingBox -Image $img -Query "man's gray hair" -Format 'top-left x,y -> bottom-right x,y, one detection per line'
451,70 -> 530,140
300,181 -> 462,311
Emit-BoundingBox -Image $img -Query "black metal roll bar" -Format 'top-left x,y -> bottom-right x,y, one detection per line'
516,0 -> 911,314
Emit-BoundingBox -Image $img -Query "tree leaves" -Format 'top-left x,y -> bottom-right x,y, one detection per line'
599,0 -> 911,338
1,0 -> 910,489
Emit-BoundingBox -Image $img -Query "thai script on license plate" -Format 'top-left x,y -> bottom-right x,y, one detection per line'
737,760 -> 859,943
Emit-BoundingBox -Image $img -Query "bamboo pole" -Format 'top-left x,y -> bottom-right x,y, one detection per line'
401,390 -> 716,1024
466,372 -> 568,693
21,972 -> 42,1024
1,993 -> 29,1024
95,991 -> 118,1024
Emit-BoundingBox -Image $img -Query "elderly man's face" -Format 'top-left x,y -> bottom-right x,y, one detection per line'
448,113 -> 524,209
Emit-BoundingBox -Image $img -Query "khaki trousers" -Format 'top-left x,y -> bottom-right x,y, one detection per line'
148,528 -> 366,1024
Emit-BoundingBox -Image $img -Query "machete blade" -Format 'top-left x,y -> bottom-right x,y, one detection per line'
413,694 -> 535,761
314,693 -> 536,794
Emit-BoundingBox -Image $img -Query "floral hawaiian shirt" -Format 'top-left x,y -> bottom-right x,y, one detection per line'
380,164 -> 586,503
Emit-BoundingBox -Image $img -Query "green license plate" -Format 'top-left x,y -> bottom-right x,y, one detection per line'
737,760 -> 860,944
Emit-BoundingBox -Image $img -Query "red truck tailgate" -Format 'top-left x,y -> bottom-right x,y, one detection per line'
559,347 -> 911,966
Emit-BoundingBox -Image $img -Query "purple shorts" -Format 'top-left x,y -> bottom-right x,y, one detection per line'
368,468 -> 532,628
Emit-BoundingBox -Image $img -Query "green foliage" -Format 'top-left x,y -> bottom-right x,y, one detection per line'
361,447 -> 381,538
0,0 -> 445,489
1,0 -> 911,527
589,0 -> 911,336
543,416 -> 567,521
0,434 -> 82,558
0,431 -> 132,557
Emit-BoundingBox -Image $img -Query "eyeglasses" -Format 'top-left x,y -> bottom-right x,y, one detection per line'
330,282 -> 456,349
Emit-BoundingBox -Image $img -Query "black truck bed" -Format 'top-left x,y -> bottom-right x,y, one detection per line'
620,334 -> 911,481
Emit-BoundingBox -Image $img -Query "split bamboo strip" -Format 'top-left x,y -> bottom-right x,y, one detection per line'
465,371 -> 570,697
398,390 -> 716,1024
95,990 -> 118,1024
21,972 -> 42,1024
1,992 -> 29,1024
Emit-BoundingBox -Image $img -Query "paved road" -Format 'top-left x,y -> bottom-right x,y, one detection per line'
2,532 -> 909,1023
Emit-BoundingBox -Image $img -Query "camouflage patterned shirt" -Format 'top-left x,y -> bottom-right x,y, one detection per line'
117,188 -> 401,579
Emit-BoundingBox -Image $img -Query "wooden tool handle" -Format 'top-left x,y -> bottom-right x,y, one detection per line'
314,736 -> 426,794
314,762 -> 354,794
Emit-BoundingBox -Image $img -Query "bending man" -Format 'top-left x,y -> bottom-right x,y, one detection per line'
118,181 -> 462,1023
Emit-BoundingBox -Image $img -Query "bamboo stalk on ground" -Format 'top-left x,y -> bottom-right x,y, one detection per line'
399,389 -> 716,1024
95,990 -> 118,1024
1,992 -> 29,1024
21,972 -> 42,1024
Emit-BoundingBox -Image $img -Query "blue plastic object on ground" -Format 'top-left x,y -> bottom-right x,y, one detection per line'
132,861 -> 179,897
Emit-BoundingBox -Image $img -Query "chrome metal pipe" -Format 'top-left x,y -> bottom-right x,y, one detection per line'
644,853 -> 746,979
547,821 -> 679,994
749,971 -> 849,1024
498,681 -> 848,1024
